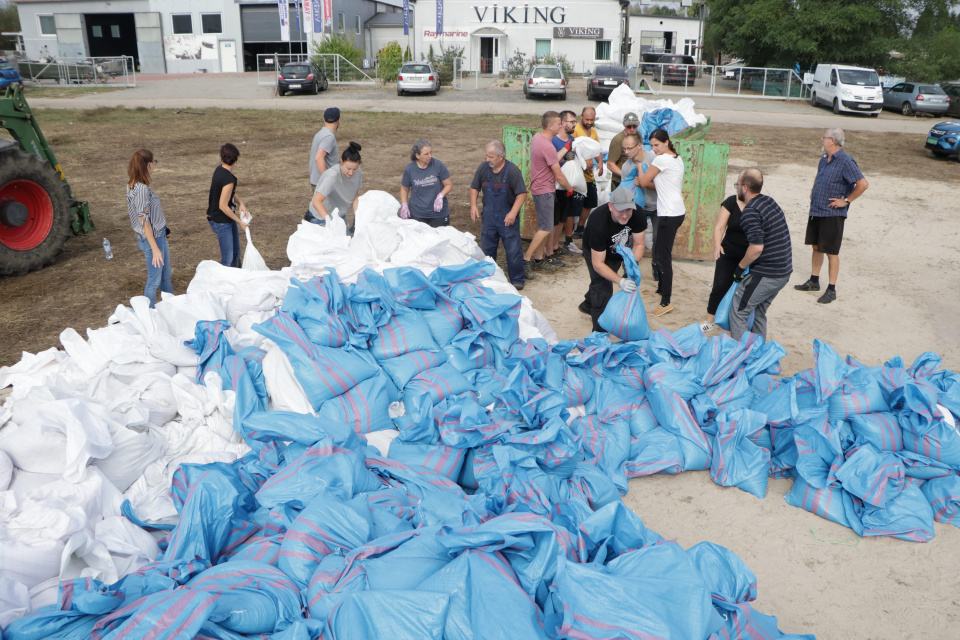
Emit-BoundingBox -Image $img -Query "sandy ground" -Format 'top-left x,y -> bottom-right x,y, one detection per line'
523,164 -> 960,639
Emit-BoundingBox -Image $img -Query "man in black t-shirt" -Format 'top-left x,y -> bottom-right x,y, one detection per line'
578,186 -> 648,332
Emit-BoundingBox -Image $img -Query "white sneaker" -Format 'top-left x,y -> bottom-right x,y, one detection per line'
567,242 -> 583,255
699,321 -> 715,332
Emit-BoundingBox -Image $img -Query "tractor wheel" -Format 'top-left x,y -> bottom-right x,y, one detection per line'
0,147 -> 73,276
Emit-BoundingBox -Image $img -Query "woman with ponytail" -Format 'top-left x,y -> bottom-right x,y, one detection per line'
637,128 -> 685,317
126,149 -> 172,308
307,141 -> 362,233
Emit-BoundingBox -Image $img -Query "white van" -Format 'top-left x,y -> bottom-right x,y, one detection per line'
810,64 -> 883,116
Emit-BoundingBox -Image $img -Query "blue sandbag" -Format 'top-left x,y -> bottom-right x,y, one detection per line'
282,274 -> 350,348
900,416 -> 960,468
783,476 -> 854,528
90,589 -> 219,640
827,368 -> 891,419
848,412 -> 903,451
380,350 -> 448,390
443,330 -> 496,373
403,363 -> 474,407
368,310 -> 441,360
624,427 -> 686,478
421,297 -> 464,347
598,245 -> 650,342
320,589 -> 450,640
186,560 -> 303,634
388,439 -> 467,481
714,268 -> 754,331
383,266 -> 445,309
459,293 -> 522,350
854,483 -> 935,542
834,444 -> 904,508
319,371 -> 397,434
920,474 -> 960,527
252,311 -> 379,409
709,408 -> 771,499
185,319 -> 234,383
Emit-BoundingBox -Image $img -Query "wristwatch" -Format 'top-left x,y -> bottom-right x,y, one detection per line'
843,197 -> 850,204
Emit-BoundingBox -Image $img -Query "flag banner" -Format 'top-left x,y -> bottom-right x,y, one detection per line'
436,0 -> 444,35
403,0 -> 410,36
278,0 -> 291,42
322,0 -> 333,33
304,0 -> 313,34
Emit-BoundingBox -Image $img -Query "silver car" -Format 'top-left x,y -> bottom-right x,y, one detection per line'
397,62 -> 440,96
883,82 -> 949,116
524,65 -> 566,100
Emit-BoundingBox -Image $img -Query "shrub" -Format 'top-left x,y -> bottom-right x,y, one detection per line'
507,49 -> 528,78
311,34 -> 366,81
428,43 -> 465,85
378,41 -> 404,82
531,52 -> 574,79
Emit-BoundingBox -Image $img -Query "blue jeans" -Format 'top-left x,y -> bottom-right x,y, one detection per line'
480,209 -> 524,285
137,231 -> 172,308
209,220 -> 240,267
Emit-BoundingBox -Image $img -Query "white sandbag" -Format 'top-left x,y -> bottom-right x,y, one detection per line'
355,190 -> 400,230
0,574 -> 30,627
0,534 -> 63,589
156,290 -> 226,339
7,469 -> 60,493
27,577 -> 60,616
352,219 -> 402,262
286,219 -> 353,267
0,450 -> 12,491
224,274 -> 286,325
0,398 -> 116,480
60,530 -> 118,584
95,516 -> 160,577
93,425 -> 163,493
572,136 -> 603,170
112,297 -> 200,367
557,160 -> 587,195
59,325 -> 153,377
242,225 -> 269,271
362,429 -> 399,457
433,226 -> 487,263
261,342 -> 314,414
0,348 -> 64,390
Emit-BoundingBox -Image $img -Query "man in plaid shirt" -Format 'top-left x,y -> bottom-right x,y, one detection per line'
794,128 -> 869,304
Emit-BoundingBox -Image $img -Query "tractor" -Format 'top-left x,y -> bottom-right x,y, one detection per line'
0,85 -> 93,275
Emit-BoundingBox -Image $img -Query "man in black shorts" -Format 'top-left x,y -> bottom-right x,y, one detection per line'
578,186 -> 647,333
794,128 -> 869,304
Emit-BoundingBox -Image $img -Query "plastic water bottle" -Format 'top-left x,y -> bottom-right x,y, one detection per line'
102,238 -> 113,260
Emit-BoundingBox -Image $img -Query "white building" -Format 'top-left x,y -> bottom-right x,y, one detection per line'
414,0 -> 630,74
628,14 -> 703,63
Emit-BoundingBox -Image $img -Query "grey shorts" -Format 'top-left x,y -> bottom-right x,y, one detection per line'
532,192 -> 555,233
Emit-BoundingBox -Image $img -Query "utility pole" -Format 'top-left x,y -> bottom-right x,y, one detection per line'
620,0 -> 631,67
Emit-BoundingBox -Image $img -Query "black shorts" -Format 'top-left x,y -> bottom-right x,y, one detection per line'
804,216 -> 845,255
583,182 -> 598,208
554,190 -> 572,226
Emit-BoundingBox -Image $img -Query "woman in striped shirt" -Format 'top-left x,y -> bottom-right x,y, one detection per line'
126,149 -> 172,308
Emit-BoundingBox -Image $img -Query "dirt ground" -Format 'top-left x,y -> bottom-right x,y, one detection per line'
0,108 -> 956,366
1,108 -> 959,638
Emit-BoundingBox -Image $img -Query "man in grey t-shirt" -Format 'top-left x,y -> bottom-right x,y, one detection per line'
309,107 -> 341,186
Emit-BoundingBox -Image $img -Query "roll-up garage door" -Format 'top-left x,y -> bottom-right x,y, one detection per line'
240,4 -> 305,42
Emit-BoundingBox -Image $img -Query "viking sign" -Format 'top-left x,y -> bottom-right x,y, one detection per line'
553,27 -> 603,39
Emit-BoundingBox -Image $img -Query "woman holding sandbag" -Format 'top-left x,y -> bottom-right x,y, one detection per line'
399,138 -> 453,227
636,128 -> 684,318
307,141 -> 363,233
127,149 -> 172,308
206,142 -> 248,268
700,188 -> 748,332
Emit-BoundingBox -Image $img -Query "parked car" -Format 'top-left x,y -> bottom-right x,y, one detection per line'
943,82 -> 960,117
0,58 -> 23,88
925,120 -> 960,160
524,65 -> 566,100
810,64 -> 882,116
586,65 -> 629,100
656,54 -> 697,86
721,59 -> 746,79
640,52 -> 664,75
277,62 -> 326,96
883,82 -> 949,116
397,62 -> 440,96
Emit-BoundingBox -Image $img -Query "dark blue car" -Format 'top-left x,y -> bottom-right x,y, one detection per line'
0,58 -> 23,88
926,120 -> 960,160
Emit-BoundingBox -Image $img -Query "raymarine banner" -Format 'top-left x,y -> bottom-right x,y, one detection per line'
278,0 -> 290,41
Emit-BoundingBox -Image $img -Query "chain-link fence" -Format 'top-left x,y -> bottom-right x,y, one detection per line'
257,53 -> 376,87
627,63 -> 810,100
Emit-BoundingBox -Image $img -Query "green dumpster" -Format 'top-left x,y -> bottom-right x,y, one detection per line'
503,124 -> 729,260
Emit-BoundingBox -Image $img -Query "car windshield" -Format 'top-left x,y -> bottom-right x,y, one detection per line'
402,65 -> 431,73
838,69 -> 880,86
281,65 -> 309,74
919,85 -> 944,94
533,67 -> 562,79
595,66 -> 626,77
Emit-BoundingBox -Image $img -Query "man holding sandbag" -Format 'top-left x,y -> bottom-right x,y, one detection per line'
578,186 -> 647,333
729,169 -> 793,341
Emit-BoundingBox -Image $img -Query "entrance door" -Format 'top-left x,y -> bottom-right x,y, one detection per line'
84,13 -> 139,65
480,37 -> 493,75
220,40 -> 238,72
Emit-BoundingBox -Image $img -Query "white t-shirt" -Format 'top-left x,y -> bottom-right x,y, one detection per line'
651,153 -> 685,217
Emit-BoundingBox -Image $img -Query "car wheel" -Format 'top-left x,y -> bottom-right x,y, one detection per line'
870,111 -> 880,118
312,82 -> 318,95
278,88 -> 286,97
833,99 -> 840,115
810,92 -> 817,107
319,75 -> 328,91
901,102 -> 913,116
397,86 -> 403,96
560,91 -> 566,101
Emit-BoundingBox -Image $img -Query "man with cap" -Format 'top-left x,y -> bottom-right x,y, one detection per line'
309,107 -> 341,189
606,112 -> 641,190
578,186 -> 647,333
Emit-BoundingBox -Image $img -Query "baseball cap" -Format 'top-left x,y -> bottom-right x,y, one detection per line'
609,186 -> 637,210
622,112 -> 640,126
323,107 -> 341,122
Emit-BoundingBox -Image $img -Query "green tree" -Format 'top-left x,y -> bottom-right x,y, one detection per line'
705,0 -> 907,69
0,5 -> 21,51
377,41 -> 404,82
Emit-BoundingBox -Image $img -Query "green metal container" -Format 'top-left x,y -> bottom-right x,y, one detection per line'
503,121 -> 729,258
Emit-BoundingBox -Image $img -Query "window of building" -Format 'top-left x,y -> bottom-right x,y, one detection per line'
111,24 -> 120,38
535,39 -> 551,58
38,15 -> 57,36
172,14 -> 193,35
92,25 -> 103,38
201,14 -> 223,34
355,15 -> 361,34
595,40 -> 611,61
338,12 -> 345,32
683,39 -> 697,57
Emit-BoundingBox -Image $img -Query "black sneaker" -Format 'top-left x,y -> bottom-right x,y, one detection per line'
512,281 -> 525,291
795,278 -> 821,292
817,289 -> 836,304
557,245 -> 574,257
547,255 -> 565,268
535,258 -> 560,272
578,300 -> 591,315
524,260 -> 536,280
572,227 -> 584,240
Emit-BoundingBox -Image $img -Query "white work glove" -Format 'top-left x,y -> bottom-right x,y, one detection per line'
399,203 -> 411,219
620,277 -> 637,293
433,194 -> 445,213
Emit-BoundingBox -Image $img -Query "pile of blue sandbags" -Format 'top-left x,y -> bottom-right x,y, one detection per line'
5,257 -> 959,639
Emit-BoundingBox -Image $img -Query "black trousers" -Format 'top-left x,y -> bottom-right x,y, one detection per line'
707,251 -> 746,315
583,254 -> 618,333
653,215 -> 684,305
